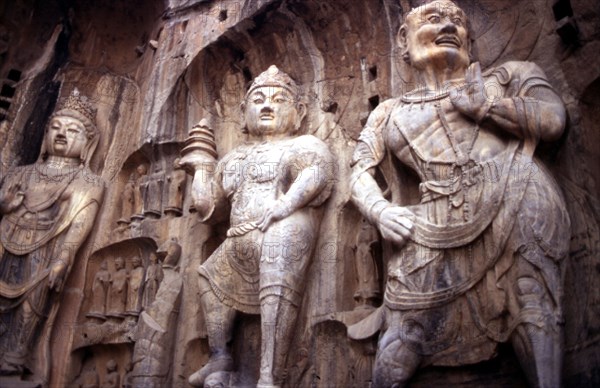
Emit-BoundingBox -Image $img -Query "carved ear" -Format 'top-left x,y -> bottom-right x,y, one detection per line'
295,102 -> 307,130
397,24 -> 410,63
81,134 -> 99,167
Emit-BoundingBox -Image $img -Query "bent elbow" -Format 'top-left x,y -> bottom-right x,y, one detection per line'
541,104 -> 567,142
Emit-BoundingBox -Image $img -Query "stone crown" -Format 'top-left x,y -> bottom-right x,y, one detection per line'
55,88 -> 97,123
246,65 -> 299,99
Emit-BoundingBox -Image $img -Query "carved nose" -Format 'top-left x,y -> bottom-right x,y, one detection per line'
440,22 -> 458,34
260,105 -> 273,113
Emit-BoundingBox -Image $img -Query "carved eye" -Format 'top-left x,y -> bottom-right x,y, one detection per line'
452,17 -> 463,26
428,14 -> 441,23
273,96 -> 287,104
253,97 -> 264,104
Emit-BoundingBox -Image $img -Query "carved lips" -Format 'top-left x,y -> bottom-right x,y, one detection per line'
434,34 -> 461,48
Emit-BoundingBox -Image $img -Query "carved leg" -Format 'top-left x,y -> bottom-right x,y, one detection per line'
2,300 -> 40,374
188,277 -> 236,387
372,327 -> 421,388
511,276 -> 563,388
257,294 -> 297,388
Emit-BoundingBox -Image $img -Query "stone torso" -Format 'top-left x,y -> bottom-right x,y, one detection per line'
221,139 -> 293,226
385,91 -> 510,184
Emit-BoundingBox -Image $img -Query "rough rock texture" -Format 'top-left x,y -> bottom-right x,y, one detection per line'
0,0 -> 598,386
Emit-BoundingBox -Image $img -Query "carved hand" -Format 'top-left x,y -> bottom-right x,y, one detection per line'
377,206 -> 414,247
49,261 -> 68,291
257,197 -> 293,232
450,62 -> 492,123
0,181 -> 25,213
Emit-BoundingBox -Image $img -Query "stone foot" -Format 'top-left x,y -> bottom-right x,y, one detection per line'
188,354 -> 233,387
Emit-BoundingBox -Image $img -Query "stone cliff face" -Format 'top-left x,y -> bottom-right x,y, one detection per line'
0,0 -> 598,386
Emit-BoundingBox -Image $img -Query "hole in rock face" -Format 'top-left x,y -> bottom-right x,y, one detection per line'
325,102 -> 338,114
219,9 -> 228,22
368,95 -> 380,111
369,65 -> 378,81
242,67 -> 252,84
552,0 -> 573,21
1,84 -> 15,98
7,69 -> 21,82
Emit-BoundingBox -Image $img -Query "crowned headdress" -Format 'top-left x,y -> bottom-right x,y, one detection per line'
245,65 -> 300,100
42,88 -> 100,167
52,88 -> 97,134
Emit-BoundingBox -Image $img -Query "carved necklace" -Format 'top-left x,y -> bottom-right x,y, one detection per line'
401,87 -> 450,103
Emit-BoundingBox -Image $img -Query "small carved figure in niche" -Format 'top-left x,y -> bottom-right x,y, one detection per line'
122,361 -> 133,388
181,65 -> 335,387
353,218 -> 381,309
80,366 -> 99,388
164,158 -> 187,217
101,359 -> 119,388
106,257 -> 128,319
286,347 -> 315,387
141,168 -> 164,219
142,252 -> 163,309
126,256 -> 145,317
349,1 -> 570,386
0,89 -> 104,376
117,172 -> 136,226
204,371 -> 233,388
87,259 -> 111,320
130,164 -> 148,222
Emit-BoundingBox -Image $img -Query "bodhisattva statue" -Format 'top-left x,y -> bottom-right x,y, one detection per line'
182,65 -> 335,387
126,255 -> 145,316
130,164 -> 147,222
0,89 -> 104,375
164,158 -> 187,217
106,256 -> 128,319
87,259 -> 111,320
101,359 -> 119,388
142,252 -> 162,309
349,1 -> 570,387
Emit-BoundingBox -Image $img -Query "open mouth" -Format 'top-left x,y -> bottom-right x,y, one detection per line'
260,114 -> 274,120
435,35 -> 461,48
54,139 -> 67,145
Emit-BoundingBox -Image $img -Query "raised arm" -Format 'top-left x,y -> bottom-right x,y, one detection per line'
452,62 -> 566,142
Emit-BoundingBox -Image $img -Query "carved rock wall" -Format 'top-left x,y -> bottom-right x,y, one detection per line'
0,0 -> 599,386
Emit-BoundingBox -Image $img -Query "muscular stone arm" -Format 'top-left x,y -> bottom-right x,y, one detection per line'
281,156 -> 331,213
350,101 -> 413,247
454,62 -> 566,142
257,140 -> 334,231
483,86 -> 566,142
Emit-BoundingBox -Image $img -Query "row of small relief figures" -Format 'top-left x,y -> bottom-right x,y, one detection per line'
86,253 -> 163,321
117,160 -> 187,229
76,358 -> 132,388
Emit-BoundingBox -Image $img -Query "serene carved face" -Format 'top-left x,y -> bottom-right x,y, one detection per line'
132,256 -> 141,268
136,164 -> 148,176
244,86 -> 305,137
115,257 -> 125,270
401,0 -> 469,71
45,116 -> 88,159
